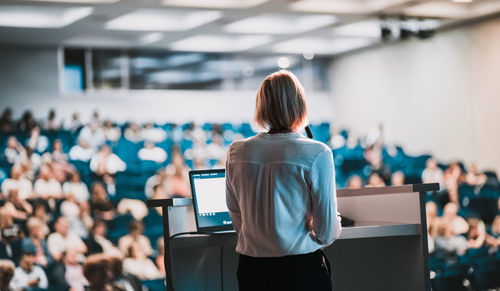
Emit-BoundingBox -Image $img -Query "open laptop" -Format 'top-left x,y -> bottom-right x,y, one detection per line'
189,169 -> 234,233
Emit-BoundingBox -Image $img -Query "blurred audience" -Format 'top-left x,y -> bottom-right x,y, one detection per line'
123,242 -> 162,280
118,221 -> 153,257
47,217 -> 87,262
10,246 -> 48,290
0,259 -> 15,291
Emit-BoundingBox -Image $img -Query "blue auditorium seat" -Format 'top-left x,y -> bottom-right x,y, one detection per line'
141,279 -> 166,291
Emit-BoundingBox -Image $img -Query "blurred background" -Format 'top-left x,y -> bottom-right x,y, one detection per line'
0,0 -> 499,290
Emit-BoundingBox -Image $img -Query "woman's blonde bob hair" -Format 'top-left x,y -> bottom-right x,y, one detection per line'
254,70 -> 308,131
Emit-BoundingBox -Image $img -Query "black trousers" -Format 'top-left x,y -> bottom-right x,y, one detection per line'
237,250 -> 332,291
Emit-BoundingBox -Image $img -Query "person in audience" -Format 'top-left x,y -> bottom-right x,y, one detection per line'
440,202 -> 469,235
205,134 -> 227,161
90,182 -> 116,221
26,126 -> 49,154
2,189 -> 32,221
10,245 -> 48,290
123,122 -> 143,142
3,136 -> 26,166
1,165 -> 33,200
464,162 -> 487,186
118,221 -> 153,257
155,238 -> 165,275
421,158 -> 444,185
85,219 -> 121,256
17,111 -> 37,132
0,209 -> 22,265
345,175 -> 363,189
0,259 -> 15,291
62,171 -> 90,204
90,145 -> 126,177
78,120 -> 106,150
60,194 -> 92,239
47,216 -> 87,261
31,203 -> 51,237
165,151 -> 191,197
366,172 -> 386,187
33,164 -> 62,199
391,171 -> 405,186
102,120 -> 121,143
108,256 -> 142,291
83,254 -> 124,291
142,122 -> 166,143
442,162 -> 462,205
137,141 -> 167,163
62,250 -> 88,291
22,218 -> 51,268
69,138 -> 95,162
116,199 -> 148,221
42,109 -> 60,132
50,139 -> 68,163
485,215 -> 500,251
144,168 -> 168,199
466,218 -> 486,249
23,148 -> 42,182
426,201 -> 439,253
0,107 -> 14,133
123,242 -> 162,280
64,112 -> 82,133
433,219 -> 468,258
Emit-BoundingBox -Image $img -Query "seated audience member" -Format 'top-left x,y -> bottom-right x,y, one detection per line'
64,112 -> 82,133
0,259 -> 15,291
33,164 -> 62,199
50,139 -> 68,163
118,221 -> 153,257
1,165 -> 33,200
62,171 -> 90,204
10,245 -> 48,290
69,138 -> 95,162
441,202 -> 469,235
60,194 -> 92,239
164,151 -> 191,197
63,250 -> 88,291
466,218 -> 486,249
123,122 -> 143,143
78,121 -> 105,150
142,123 -> 166,143
137,142 -> 167,163
2,190 -> 32,220
83,254 -> 124,291
123,242 -> 162,280
426,201 -> 439,253
26,126 -> 49,154
155,238 -> 165,275
366,172 -> 386,187
23,148 -> 42,181
0,209 -> 22,264
90,145 -> 126,177
31,203 -> 51,237
116,199 -> 148,221
345,175 -> 363,189
391,171 -> 405,186
47,217 -> 87,261
108,256 -> 142,291
42,109 -> 60,132
17,111 -> 37,132
144,168 -> 168,199
22,218 -> 51,268
3,136 -> 26,165
90,182 -> 116,221
205,134 -> 227,161
86,220 -> 121,256
422,158 -> 444,185
0,107 -> 14,133
442,162 -> 463,205
485,215 -> 500,250
434,219 -> 468,258
464,162 -> 487,186
102,120 -> 121,143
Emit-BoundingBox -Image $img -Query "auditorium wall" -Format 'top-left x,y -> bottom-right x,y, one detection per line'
330,17 -> 500,173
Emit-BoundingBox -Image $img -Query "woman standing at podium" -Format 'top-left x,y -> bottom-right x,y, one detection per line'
225,70 -> 342,291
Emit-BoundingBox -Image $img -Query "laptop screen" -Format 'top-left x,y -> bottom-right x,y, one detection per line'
189,169 -> 233,232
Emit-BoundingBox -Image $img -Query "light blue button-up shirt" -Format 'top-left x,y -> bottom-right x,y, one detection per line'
226,132 -> 341,257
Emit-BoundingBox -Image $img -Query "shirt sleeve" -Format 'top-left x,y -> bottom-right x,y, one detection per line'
225,152 -> 241,234
309,147 -> 342,246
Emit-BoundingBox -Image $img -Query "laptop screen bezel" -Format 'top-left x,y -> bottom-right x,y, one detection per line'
189,169 -> 233,232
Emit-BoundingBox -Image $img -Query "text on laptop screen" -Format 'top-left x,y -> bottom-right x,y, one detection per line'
191,171 -> 232,230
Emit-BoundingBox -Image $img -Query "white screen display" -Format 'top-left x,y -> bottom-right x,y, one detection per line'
193,177 -> 228,213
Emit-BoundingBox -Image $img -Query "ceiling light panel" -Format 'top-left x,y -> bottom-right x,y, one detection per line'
170,35 -> 272,52
272,37 -> 376,55
105,9 -> 222,31
162,0 -> 268,9
224,13 -> 337,34
332,19 -> 383,38
0,5 -> 92,28
289,0 -> 410,14
402,0 -> 500,18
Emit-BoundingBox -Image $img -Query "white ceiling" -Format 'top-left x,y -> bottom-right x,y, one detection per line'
0,0 -> 499,55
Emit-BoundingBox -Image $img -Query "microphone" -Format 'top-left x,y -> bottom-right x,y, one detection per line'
305,125 -> 313,139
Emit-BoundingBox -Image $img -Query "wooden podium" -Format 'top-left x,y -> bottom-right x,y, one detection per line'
146,183 -> 438,291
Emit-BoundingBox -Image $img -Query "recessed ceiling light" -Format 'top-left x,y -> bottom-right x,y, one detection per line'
162,0 -> 268,9
0,5 -> 93,28
289,0 -> 410,14
453,0 -> 473,3
139,32 -> 164,45
105,9 -> 222,31
170,34 -> 272,52
224,13 -> 337,34
333,20 -> 383,38
272,37 -> 376,55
